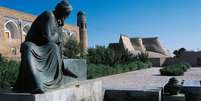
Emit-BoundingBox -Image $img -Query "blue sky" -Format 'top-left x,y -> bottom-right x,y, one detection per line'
1,0 -> 201,52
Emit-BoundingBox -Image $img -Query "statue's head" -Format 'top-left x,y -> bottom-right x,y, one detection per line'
54,0 -> 72,26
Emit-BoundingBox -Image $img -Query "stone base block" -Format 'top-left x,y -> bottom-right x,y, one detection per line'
182,80 -> 201,101
162,94 -> 185,101
0,80 -> 103,101
103,88 -> 161,101
63,59 -> 87,81
184,93 -> 201,101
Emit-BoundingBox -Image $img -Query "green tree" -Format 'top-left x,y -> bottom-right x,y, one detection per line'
63,38 -> 82,58
173,48 -> 187,57
87,46 -> 138,65
0,54 -> 20,88
138,52 -> 149,62
179,48 -> 186,53
0,54 -> 3,62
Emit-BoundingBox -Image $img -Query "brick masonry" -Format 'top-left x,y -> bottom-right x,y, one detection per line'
0,7 -> 80,59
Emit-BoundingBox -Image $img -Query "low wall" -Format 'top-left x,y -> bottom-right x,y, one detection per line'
150,58 -> 167,67
0,80 -> 103,101
150,56 -> 201,67
163,57 -> 200,67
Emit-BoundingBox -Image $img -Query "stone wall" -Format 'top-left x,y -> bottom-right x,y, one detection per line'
119,35 -> 135,52
163,51 -> 201,67
0,80 -> 103,101
142,37 -> 170,56
0,7 -> 79,60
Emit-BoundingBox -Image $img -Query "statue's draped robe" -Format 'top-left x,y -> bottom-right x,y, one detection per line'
14,11 -> 74,93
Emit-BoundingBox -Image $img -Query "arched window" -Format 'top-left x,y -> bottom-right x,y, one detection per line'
22,24 -> 30,36
4,20 -> 19,39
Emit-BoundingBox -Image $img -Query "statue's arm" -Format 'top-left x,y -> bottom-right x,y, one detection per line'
43,11 -> 58,43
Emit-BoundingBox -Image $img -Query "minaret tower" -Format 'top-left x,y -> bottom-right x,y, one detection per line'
77,11 -> 88,53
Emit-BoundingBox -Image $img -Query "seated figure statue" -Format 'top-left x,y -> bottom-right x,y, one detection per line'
13,0 -> 77,94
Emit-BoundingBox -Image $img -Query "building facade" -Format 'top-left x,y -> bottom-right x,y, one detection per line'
0,7 -> 88,59
108,35 -> 172,66
109,35 -> 172,58
109,35 -> 201,67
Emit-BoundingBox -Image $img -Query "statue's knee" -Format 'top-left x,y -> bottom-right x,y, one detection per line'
48,42 -> 59,51
21,42 -> 34,53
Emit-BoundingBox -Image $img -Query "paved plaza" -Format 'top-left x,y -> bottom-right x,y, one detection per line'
98,67 -> 201,90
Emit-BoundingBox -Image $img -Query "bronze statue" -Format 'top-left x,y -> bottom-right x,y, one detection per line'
13,0 -> 77,94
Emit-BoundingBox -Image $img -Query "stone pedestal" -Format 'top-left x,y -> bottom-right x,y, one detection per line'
162,94 -> 185,101
182,80 -> 201,101
184,93 -> 201,101
103,88 -> 162,101
0,80 -> 103,101
63,59 -> 87,81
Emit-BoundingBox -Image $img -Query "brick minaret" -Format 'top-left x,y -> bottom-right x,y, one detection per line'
77,11 -> 88,53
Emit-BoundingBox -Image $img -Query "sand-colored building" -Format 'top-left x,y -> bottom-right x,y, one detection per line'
0,7 -> 88,59
109,35 -> 201,67
109,35 -> 172,57
109,35 -> 172,66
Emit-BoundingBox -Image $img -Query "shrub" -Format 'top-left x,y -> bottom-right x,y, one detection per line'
87,64 -> 112,79
137,61 -> 152,70
87,61 -> 151,79
63,38 -> 82,58
87,46 -> 152,79
87,46 -> 107,64
182,63 -> 191,70
138,52 -> 149,62
0,54 -> 6,63
0,59 -> 20,88
87,46 -> 139,66
117,49 -> 136,64
0,54 -> 3,62
160,63 -> 191,76
160,67 -> 184,76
